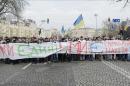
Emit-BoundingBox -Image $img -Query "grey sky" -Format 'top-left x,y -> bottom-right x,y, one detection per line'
22,0 -> 130,30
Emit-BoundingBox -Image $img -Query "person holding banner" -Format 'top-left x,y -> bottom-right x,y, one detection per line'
66,38 -> 72,62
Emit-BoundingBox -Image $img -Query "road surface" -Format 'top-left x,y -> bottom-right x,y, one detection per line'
0,61 -> 130,86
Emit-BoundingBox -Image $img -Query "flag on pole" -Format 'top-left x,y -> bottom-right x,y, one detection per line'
39,29 -> 41,35
73,14 -> 85,29
61,26 -> 65,34
124,21 -> 130,31
47,18 -> 49,24
124,25 -> 129,31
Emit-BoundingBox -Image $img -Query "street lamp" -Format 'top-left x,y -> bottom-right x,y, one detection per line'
94,13 -> 98,32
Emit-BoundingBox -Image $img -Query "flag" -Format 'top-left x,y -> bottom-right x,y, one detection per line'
108,18 -> 111,22
47,18 -> 49,24
39,29 -> 41,35
124,22 -> 130,31
73,14 -> 85,29
124,25 -> 129,31
61,26 -> 65,34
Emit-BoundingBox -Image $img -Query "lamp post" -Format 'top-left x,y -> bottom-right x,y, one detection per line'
40,19 -> 49,38
94,14 -> 98,32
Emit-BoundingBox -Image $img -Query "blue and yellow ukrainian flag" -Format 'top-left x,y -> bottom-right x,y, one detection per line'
73,14 -> 85,29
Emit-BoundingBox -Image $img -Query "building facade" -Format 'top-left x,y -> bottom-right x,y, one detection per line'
0,20 -> 38,37
68,28 -> 103,38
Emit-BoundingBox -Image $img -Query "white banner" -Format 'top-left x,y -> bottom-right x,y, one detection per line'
58,40 -> 130,54
0,40 -> 130,60
0,42 -> 64,60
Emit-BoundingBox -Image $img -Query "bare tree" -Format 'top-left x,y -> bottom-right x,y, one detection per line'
102,19 -> 120,37
116,0 -> 129,7
0,0 -> 28,18
123,0 -> 129,7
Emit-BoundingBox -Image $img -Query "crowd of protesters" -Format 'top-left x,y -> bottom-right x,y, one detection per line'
0,35 -> 130,64
0,37 -> 59,44
0,35 -> 127,44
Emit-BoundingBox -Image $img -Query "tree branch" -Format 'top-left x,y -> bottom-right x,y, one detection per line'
123,0 -> 129,8
0,0 -> 27,18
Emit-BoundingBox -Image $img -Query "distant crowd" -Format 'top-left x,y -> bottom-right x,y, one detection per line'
0,35 -> 128,44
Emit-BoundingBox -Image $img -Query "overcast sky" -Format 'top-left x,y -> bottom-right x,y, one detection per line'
22,0 -> 130,30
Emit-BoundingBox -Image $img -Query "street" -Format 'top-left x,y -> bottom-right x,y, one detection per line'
0,61 -> 130,86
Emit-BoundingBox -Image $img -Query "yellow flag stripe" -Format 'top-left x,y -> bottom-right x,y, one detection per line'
124,25 -> 128,31
74,20 -> 85,29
